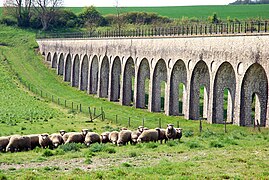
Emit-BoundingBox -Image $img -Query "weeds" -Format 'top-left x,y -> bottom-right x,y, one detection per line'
59,143 -> 81,152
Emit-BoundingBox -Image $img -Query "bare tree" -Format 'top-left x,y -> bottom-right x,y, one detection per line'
3,0 -> 32,27
114,0 -> 123,33
32,0 -> 63,30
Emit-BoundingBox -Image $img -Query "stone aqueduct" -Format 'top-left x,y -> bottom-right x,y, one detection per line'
37,34 -> 269,127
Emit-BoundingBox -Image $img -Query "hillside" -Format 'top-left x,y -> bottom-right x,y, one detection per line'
0,25 -> 269,179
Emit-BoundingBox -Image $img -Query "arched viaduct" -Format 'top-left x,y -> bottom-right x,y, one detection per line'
37,34 -> 269,127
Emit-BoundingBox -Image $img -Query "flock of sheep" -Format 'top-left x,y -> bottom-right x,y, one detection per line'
0,124 -> 182,153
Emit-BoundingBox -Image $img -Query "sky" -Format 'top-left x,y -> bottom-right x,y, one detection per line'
0,0 -> 235,7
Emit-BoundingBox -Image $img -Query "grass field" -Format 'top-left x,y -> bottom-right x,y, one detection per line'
0,24 -> 269,178
67,4 -> 269,20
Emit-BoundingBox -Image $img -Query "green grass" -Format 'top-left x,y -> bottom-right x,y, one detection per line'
0,24 -> 269,178
66,5 -> 269,20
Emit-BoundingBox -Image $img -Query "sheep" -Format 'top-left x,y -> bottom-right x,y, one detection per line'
117,130 -> 132,146
39,133 -> 52,149
100,132 -> 110,144
81,129 -> 89,136
165,124 -> 177,140
65,132 -> 85,144
0,136 -> 10,152
27,134 -> 40,150
84,132 -> 101,146
137,126 -> 144,133
61,131 -> 75,143
175,128 -> 183,141
120,127 -> 128,131
6,135 -> 31,152
137,129 -> 159,143
108,131 -> 119,145
59,130 -> 66,136
49,133 -> 64,148
131,131 -> 141,145
155,128 -> 168,144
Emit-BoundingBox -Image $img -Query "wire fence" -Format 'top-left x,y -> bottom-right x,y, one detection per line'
36,21 -> 269,39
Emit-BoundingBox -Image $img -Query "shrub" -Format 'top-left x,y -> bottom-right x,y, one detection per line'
0,16 -> 17,26
55,149 -> 65,155
210,141 -> 224,148
146,142 -> 158,149
42,149 -> 54,157
89,143 -> 105,153
59,143 -> 81,152
187,141 -> 202,149
166,140 -> 177,147
184,130 -> 194,137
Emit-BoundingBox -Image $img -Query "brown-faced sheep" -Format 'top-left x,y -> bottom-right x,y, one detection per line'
137,129 -> 159,143
100,132 -> 110,144
27,134 -> 40,150
117,130 -> 132,146
0,136 -> 10,152
50,133 -> 64,148
108,131 -> 119,145
165,124 -> 177,140
175,128 -> 183,141
155,128 -> 168,144
131,131 -> 141,144
6,135 -> 31,152
39,133 -> 52,149
84,132 -> 101,146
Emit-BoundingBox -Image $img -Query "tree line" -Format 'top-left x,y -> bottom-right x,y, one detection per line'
1,0 -> 171,31
230,0 -> 269,4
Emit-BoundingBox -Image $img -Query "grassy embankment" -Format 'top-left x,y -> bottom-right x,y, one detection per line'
0,24 -> 269,179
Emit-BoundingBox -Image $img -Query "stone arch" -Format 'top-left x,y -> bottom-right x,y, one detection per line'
122,57 -> 135,106
47,52 -> 51,62
213,62 -> 236,124
52,53 -> 57,68
80,55 -> 89,91
57,53 -> 64,75
64,54 -> 72,82
99,56 -> 109,98
240,63 -> 268,126
169,59 -> 187,115
136,58 -> 150,108
110,56 -> 122,101
151,59 -> 167,112
189,60 -> 210,120
89,55 -> 99,94
72,54 -> 80,87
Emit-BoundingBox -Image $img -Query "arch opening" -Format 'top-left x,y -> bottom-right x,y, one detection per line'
136,58 -> 150,109
122,57 -> 135,106
152,59 -> 167,112
57,53 -> 64,75
46,52 -> 51,62
240,63 -> 268,127
80,55 -> 89,91
189,61 -> 210,120
169,60 -> 187,116
99,56 -> 109,98
52,53 -> 57,68
64,54 -> 72,82
89,56 -> 99,94
213,62 -> 236,124
110,57 -> 122,102
72,55 -> 80,87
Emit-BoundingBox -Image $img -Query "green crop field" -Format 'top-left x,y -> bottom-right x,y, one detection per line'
0,24 -> 269,179
67,4 -> 269,20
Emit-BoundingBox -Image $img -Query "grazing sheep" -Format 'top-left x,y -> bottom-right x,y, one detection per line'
108,131 -> 119,145
137,126 -> 144,133
81,129 -> 89,136
137,129 -> 159,143
100,132 -> 110,144
165,124 -> 177,140
65,132 -> 85,144
131,131 -> 141,145
27,134 -> 40,150
175,128 -> 183,141
50,133 -> 64,148
62,132 -> 75,143
0,136 -> 10,152
59,130 -> 66,136
6,135 -> 31,152
155,128 -> 168,144
39,133 -> 52,149
117,130 -> 132,146
84,132 -> 101,146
